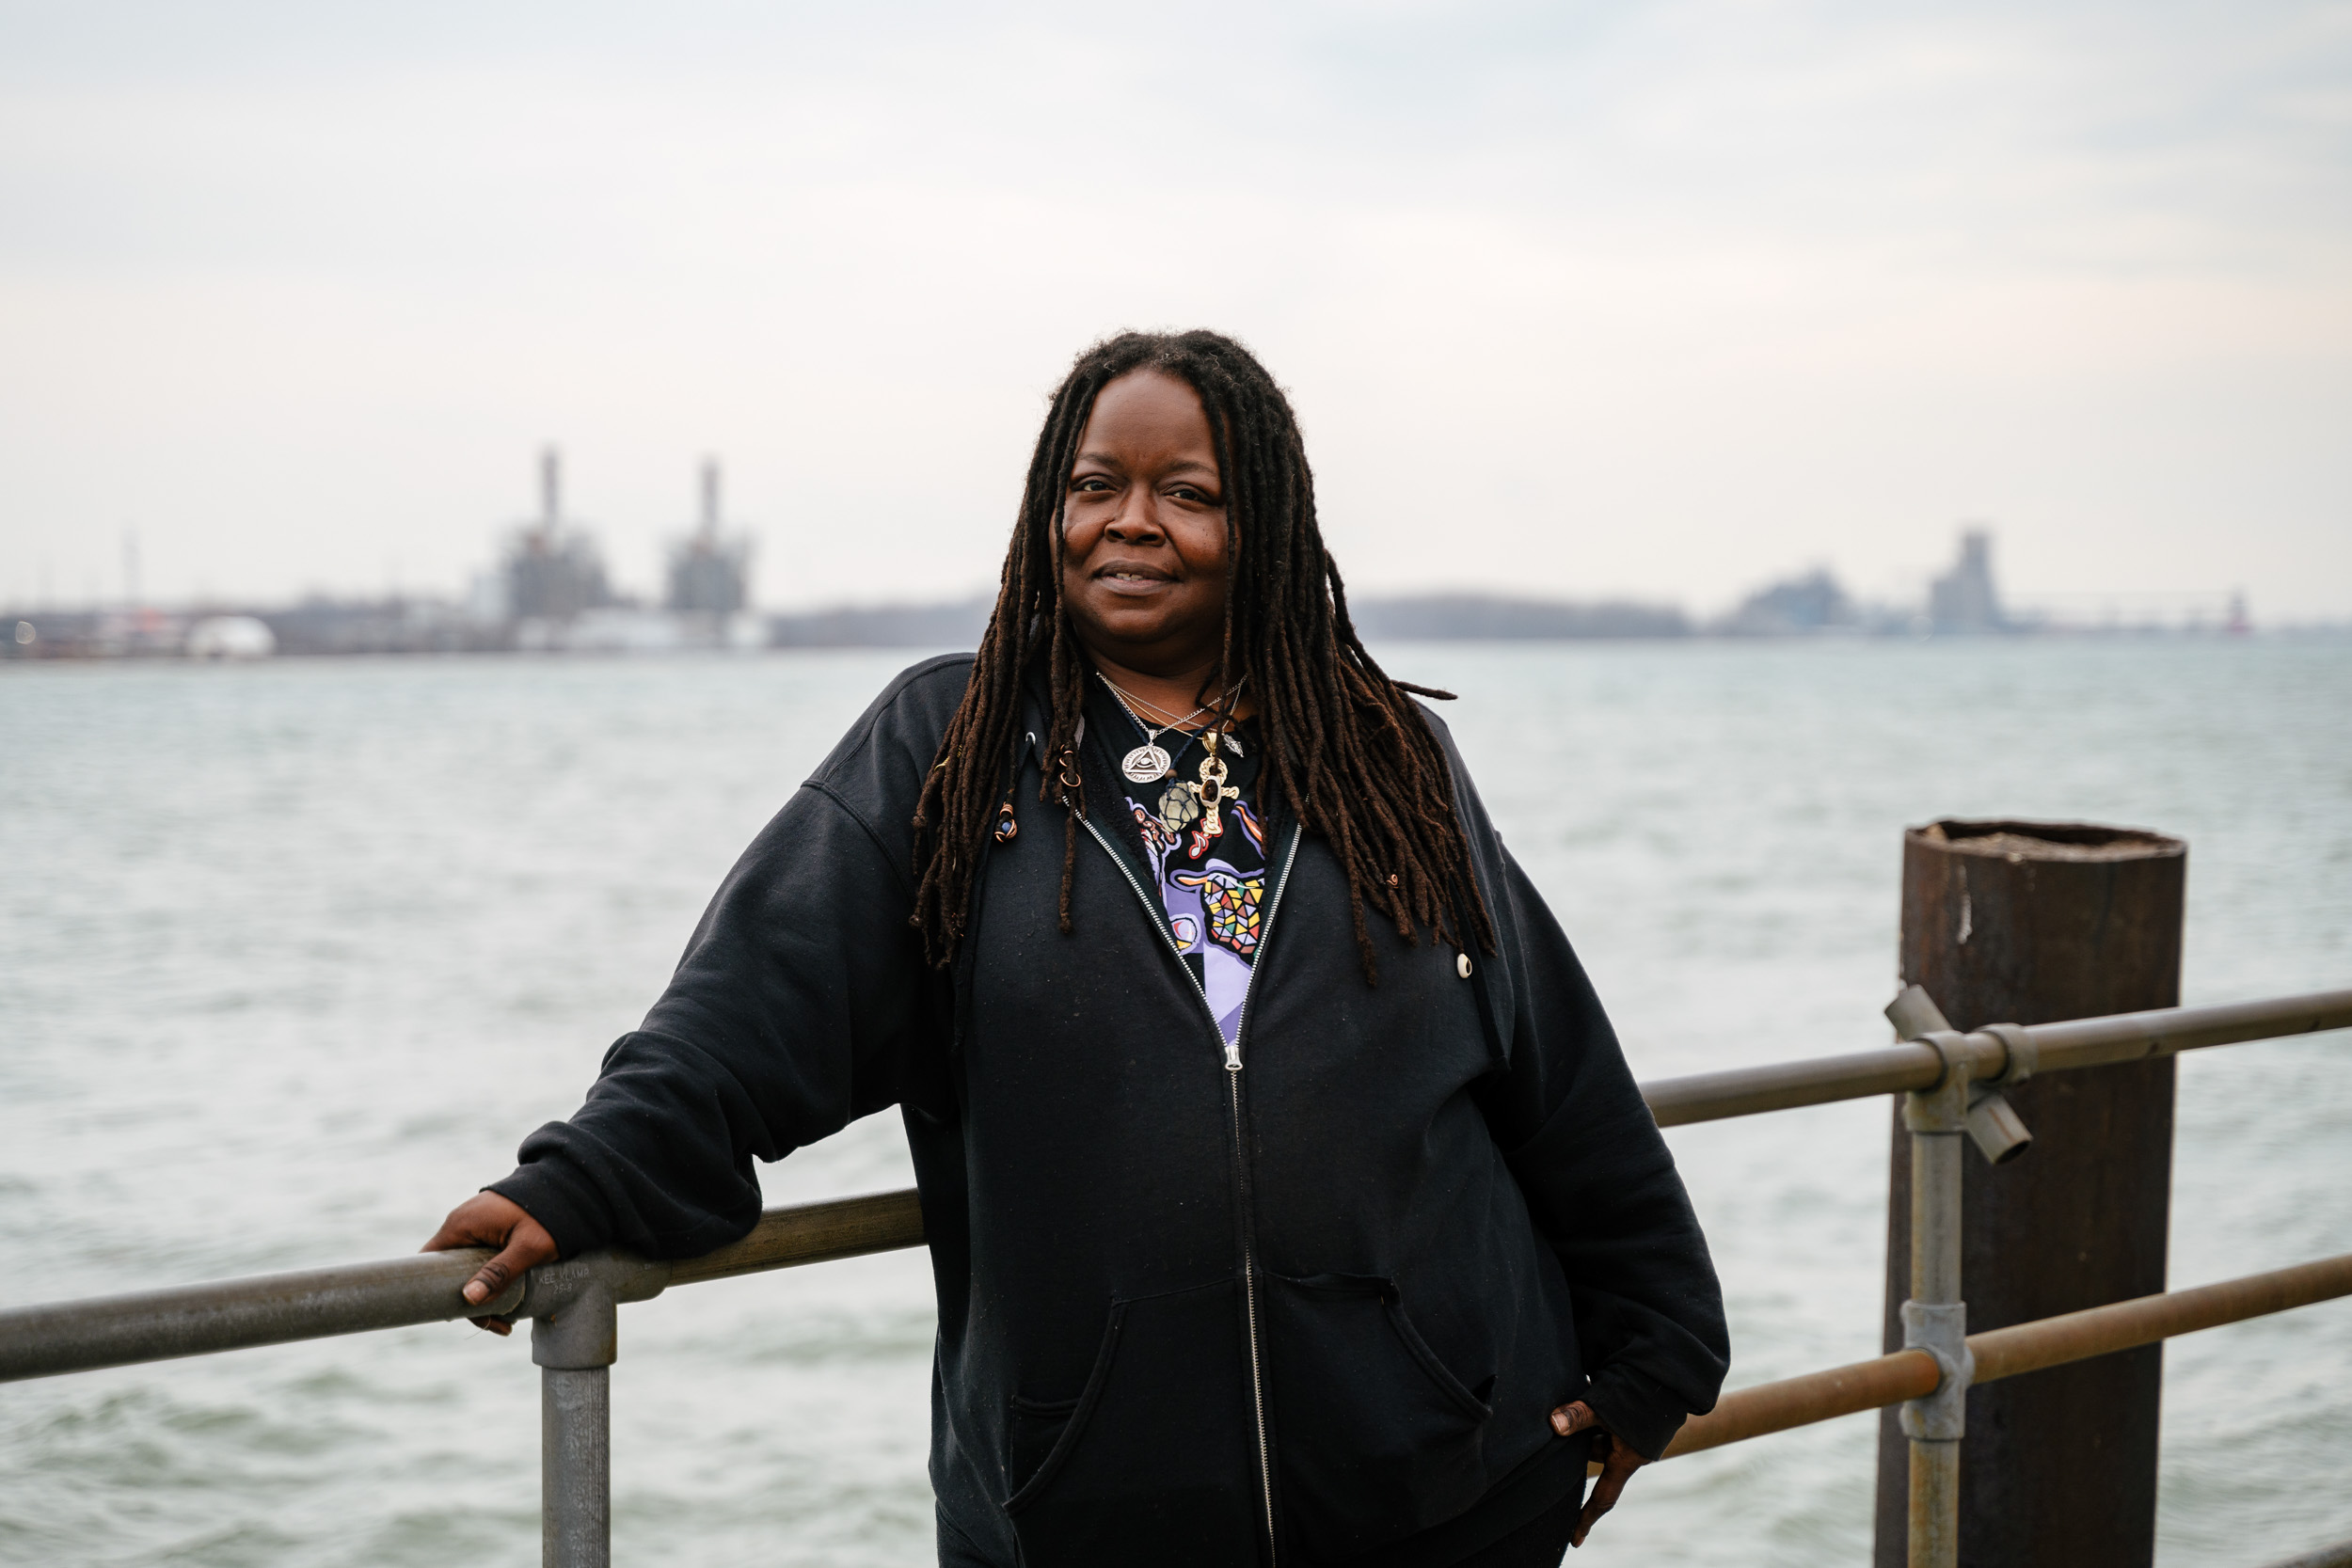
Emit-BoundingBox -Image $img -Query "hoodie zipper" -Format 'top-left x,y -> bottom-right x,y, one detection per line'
1076,810 -> 1301,1563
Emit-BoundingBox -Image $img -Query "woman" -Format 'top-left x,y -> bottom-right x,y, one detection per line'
426,331 -> 1727,1567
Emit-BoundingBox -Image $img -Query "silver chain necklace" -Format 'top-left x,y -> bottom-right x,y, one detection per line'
1098,673 -> 1244,784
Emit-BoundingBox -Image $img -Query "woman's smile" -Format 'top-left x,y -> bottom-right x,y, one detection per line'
1095,562 -> 1175,594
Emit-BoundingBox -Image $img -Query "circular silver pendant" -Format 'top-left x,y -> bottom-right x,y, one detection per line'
1121,743 -> 1172,784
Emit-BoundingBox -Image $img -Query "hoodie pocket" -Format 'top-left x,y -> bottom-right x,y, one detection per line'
1268,1273 -> 1495,1559
1005,1279 -> 1259,1568
1007,1394 -> 1079,1497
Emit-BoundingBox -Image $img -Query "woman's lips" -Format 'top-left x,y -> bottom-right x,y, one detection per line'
1093,567 -> 1173,596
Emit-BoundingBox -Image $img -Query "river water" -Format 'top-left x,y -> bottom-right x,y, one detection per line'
2,638 -> 2347,1567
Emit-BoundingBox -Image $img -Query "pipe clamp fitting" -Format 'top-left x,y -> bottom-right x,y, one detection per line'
1978,1022 -> 2037,1088
531,1283 -> 617,1370
1903,1033 -> 1974,1132
1898,1299 -> 1974,1441
517,1251 -> 672,1370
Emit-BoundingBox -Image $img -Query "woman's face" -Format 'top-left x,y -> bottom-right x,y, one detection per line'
1059,369 -> 1230,682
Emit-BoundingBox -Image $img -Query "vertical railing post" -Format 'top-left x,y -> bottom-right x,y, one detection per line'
532,1284 -> 617,1568
1900,1037 -> 1973,1568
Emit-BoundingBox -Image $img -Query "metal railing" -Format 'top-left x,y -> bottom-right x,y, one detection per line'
4,988 -> 2348,1566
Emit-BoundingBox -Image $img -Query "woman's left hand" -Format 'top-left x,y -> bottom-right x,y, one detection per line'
1549,1400 -> 1646,1548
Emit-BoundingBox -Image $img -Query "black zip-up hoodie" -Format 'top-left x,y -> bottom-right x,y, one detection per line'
492,657 -> 1727,1567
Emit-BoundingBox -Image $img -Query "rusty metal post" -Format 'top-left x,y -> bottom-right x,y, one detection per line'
1873,820 -> 2185,1568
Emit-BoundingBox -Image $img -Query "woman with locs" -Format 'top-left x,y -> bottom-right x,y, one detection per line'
426,331 -> 1728,1567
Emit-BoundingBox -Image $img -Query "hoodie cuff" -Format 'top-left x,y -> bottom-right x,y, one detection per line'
485,1149 -> 615,1262
1582,1362 -> 1692,1462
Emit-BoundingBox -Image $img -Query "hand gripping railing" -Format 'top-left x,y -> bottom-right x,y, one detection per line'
3,990 -> 2348,1567
0,1192 -> 926,1568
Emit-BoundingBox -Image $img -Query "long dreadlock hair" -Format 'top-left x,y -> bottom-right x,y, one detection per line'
910,329 -> 1496,982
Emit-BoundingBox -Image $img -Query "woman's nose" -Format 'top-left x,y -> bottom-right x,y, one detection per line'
1104,495 -> 1165,543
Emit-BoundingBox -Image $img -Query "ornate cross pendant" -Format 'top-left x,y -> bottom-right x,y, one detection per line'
1184,733 -> 1231,837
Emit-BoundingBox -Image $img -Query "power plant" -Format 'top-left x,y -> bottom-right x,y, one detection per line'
487,449 -> 760,652
500,450 -> 614,623
666,460 -> 753,618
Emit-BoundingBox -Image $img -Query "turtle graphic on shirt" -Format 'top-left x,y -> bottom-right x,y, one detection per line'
1172,864 -> 1264,958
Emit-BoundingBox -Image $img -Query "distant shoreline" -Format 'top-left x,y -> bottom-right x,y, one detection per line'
8,591 -> 2328,662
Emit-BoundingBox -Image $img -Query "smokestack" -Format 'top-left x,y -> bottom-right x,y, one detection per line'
540,448 -> 562,526
700,458 -> 721,533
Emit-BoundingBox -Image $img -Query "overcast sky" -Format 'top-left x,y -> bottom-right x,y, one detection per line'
2,0 -> 2346,618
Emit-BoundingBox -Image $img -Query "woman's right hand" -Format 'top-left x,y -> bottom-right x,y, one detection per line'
422,1191 -> 557,1335
1549,1400 -> 1646,1548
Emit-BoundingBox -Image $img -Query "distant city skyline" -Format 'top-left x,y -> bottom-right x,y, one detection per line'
3,2 -> 2347,617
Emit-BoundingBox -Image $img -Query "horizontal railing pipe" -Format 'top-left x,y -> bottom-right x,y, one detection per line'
666,1189 -> 925,1286
1661,1252 -> 2352,1461
0,1191 -> 925,1386
5,990 -> 2344,1386
1643,1046 -> 1943,1127
1658,1348 -> 1942,1458
2023,990 -> 2352,1073
0,1250 -> 513,1384
1967,1252 -> 2352,1386
1643,988 -> 2352,1129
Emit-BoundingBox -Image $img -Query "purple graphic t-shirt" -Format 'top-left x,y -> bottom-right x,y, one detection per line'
1120,738 -> 1269,1048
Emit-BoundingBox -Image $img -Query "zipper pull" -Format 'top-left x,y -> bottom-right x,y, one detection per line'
1224,1043 -> 1243,1072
